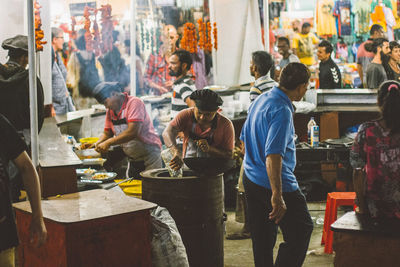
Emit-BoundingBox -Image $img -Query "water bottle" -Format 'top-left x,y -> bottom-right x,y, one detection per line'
307,117 -> 317,145
310,125 -> 319,148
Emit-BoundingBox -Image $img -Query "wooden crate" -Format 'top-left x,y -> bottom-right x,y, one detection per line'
14,189 -> 156,267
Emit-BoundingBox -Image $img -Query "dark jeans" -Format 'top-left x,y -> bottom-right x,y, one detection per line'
243,175 -> 313,267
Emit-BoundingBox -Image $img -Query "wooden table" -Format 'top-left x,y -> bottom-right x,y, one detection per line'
38,117 -> 81,197
331,211 -> 400,267
13,189 -> 157,267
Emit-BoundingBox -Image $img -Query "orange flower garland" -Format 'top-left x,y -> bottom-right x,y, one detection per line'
213,22 -> 218,50
34,1 -> 46,51
205,21 -> 212,53
197,18 -> 206,50
181,22 -> 196,52
180,20 -> 218,53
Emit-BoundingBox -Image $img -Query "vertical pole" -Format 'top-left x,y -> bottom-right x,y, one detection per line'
209,0 -> 217,84
130,0 -> 137,96
28,0 -> 39,167
263,0 -> 269,52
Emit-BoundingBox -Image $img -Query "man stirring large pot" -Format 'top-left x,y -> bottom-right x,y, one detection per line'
162,89 -> 235,171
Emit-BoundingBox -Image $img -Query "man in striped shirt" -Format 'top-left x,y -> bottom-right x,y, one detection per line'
249,51 -> 278,102
169,49 -> 196,118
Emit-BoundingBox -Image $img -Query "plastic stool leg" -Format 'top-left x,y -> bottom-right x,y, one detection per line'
324,198 -> 338,254
321,194 -> 332,245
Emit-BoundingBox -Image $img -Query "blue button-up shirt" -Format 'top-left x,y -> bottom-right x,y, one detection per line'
240,86 -> 298,192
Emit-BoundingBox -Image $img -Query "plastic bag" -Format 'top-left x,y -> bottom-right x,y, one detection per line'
151,206 -> 189,267
161,148 -> 183,178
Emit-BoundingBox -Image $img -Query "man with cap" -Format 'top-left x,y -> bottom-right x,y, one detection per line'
162,89 -> 234,170
0,35 -> 45,202
88,82 -> 162,176
0,35 -> 45,139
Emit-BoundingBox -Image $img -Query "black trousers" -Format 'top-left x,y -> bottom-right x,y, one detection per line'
243,174 -> 313,267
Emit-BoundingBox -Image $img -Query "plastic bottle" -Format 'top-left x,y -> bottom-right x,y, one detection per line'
161,148 -> 183,178
67,136 -> 73,145
310,125 -> 319,148
307,117 -> 317,145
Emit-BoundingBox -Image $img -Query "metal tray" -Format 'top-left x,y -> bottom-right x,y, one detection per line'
80,172 -> 117,183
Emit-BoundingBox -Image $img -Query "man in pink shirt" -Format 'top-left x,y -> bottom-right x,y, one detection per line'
91,82 -> 162,176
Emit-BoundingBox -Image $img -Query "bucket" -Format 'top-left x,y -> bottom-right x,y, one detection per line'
141,169 -> 224,267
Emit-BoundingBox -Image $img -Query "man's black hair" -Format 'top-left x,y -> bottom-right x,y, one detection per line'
279,62 -> 310,91
92,82 -> 123,104
378,80 -> 400,134
365,38 -> 388,54
252,51 -> 273,76
318,40 -> 333,55
190,89 -> 223,111
370,24 -> 384,36
302,22 -> 311,30
172,49 -> 193,70
278,36 -> 290,47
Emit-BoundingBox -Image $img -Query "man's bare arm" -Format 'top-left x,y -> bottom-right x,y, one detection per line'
266,154 -> 287,224
14,152 -> 47,247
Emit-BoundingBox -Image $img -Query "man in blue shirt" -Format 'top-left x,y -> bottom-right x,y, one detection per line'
241,62 -> 313,267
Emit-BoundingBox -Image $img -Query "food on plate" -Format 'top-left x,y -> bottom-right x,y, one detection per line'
92,173 -> 109,179
83,168 -> 96,175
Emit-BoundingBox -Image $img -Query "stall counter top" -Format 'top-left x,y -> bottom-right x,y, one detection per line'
314,105 -> 379,113
13,189 -> 156,224
39,117 -> 81,167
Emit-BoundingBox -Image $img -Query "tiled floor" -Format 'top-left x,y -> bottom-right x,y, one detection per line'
224,202 -> 341,267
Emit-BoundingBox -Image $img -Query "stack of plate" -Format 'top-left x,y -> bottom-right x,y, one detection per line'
114,179 -> 142,198
76,168 -> 117,183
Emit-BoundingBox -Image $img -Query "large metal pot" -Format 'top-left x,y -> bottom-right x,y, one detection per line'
141,169 -> 224,267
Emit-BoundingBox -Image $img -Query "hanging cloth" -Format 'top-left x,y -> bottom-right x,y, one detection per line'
383,6 -> 396,40
333,0 -> 352,36
316,0 -> 337,36
371,5 -> 388,32
371,0 -> 393,11
354,0 -> 371,35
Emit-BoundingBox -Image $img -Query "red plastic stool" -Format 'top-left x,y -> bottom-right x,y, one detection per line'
321,192 -> 357,254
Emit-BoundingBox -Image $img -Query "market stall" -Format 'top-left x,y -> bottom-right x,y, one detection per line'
3,0 -> 398,265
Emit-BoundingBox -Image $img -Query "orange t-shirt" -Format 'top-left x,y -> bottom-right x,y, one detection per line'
170,108 -> 235,157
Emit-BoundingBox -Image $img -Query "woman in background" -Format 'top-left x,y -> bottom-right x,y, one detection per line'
384,41 -> 400,82
351,80 -> 400,219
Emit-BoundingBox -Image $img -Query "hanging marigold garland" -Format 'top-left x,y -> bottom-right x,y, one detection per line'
181,22 -> 197,53
180,19 -> 217,54
34,1 -> 46,51
197,18 -> 205,50
180,23 -> 189,51
213,22 -> 218,50
205,21 -> 212,53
